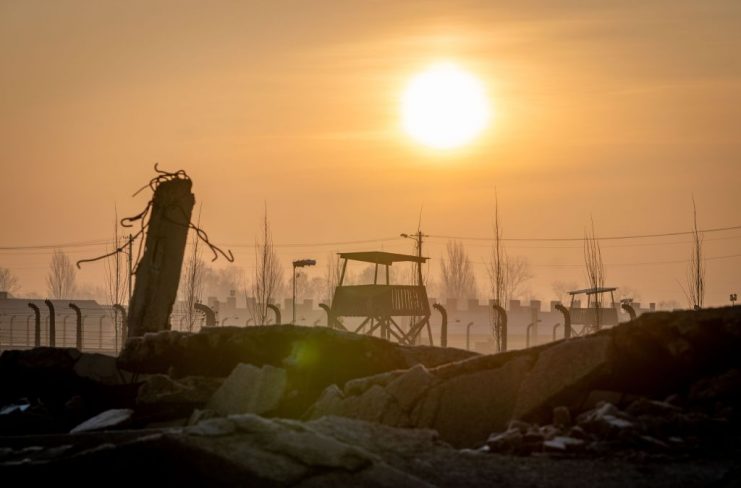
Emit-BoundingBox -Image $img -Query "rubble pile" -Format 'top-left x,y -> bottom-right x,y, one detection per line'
1,307 -> 740,485
484,397 -> 731,457
2,414 -> 737,486
0,325 -> 475,434
0,348 -> 137,435
308,307 -> 741,447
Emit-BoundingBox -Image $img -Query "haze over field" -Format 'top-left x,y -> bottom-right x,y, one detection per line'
1,0 -> 740,306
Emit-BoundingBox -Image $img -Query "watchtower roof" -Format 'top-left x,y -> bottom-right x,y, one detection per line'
338,251 -> 428,265
568,286 -> 618,296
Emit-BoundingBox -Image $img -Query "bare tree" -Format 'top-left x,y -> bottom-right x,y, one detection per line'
323,252 -> 341,305
487,194 -> 507,351
488,193 -> 506,308
103,209 -> 128,305
200,266 -> 241,299
249,206 -> 284,325
682,197 -> 705,310
0,267 -> 20,295
506,256 -> 534,301
486,194 -> 533,350
551,280 -> 579,304
583,217 -> 605,329
180,223 -> 207,332
440,240 -> 477,302
47,249 -> 77,299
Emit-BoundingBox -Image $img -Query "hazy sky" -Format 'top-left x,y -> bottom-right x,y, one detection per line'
1,0 -> 740,306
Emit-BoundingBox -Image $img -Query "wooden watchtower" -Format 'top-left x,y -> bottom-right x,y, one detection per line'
329,251 -> 433,345
567,286 -> 619,333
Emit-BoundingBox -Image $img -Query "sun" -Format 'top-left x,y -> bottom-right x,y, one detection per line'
401,62 -> 491,150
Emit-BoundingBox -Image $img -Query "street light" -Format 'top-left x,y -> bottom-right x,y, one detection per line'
293,259 -> 316,324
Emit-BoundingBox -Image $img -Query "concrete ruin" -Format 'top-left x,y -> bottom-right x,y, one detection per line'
127,176 -> 195,338
1,307 -> 740,486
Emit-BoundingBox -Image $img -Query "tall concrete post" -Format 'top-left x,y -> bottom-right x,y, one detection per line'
127,178 -> 195,338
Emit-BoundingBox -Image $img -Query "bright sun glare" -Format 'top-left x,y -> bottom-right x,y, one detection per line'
401,62 -> 491,150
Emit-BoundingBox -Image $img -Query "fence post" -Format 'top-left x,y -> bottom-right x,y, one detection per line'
555,303 -> 571,339
193,303 -> 216,327
432,303 -> 448,347
27,303 -> 41,347
621,303 -> 637,321
69,303 -> 83,350
44,300 -> 56,347
267,304 -> 281,325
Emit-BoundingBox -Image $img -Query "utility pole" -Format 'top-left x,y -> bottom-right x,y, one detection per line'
127,233 -> 133,306
400,230 -> 428,286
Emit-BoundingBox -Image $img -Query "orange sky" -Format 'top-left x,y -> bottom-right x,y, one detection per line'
1,0 -> 740,306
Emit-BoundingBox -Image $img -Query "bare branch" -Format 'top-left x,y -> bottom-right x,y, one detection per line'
248,205 -> 284,325
583,216 -> 605,329
47,249 -> 76,299
683,197 -> 706,309
440,240 -> 478,302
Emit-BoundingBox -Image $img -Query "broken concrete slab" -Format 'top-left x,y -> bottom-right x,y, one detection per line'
512,335 -> 613,422
207,363 -> 287,415
70,408 -> 134,433
385,364 -> 438,412
305,307 -> 741,448
136,374 -> 223,405
73,353 -> 129,385
118,324 -> 475,418
118,325 -> 476,378
431,355 -> 534,447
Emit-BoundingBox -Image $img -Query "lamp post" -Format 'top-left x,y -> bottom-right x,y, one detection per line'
292,259 -> 316,324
